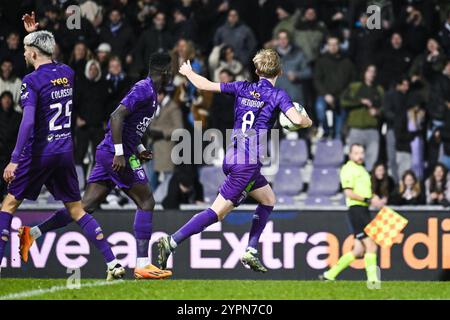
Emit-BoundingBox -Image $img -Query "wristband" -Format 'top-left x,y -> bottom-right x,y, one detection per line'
114,144 -> 124,156
364,197 -> 372,204
137,144 -> 146,153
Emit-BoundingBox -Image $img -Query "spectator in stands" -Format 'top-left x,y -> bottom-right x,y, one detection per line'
401,6 -> 430,56
376,32 -> 412,90
0,58 -> 22,107
105,56 -> 132,116
425,163 -> 450,206
147,90 -> 183,191
0,91 -> 21,200
131,11 -> 174,77
427,58 -> 450,169
271,1 -> 300,41
171,38 -> 202,110
79,0 -> 104,29
69,42 -> 94,81
341,65 -> 384,171
390,170 -> 425,205
439,10 -> 450,56
0,31 -> 26,77
162,165 -> 204,209
213,9 -> 257,66
371,162 -> 395,206
383,77 -> 410,182
393,88 -> 425,181
293,7 -> 327,63
275,30 -> 311,105
95,43 -> 112,75
441,61 -> 450,170
209,69 -> 235,150
99,8 -> 135,61
74,59 -> 109,176
208,44 -> 248,82
56,4 -> 98,57
409,38 -> 447,86
348,12 -> 383,72
314,36 -> 356,139
171,6 -> 197,42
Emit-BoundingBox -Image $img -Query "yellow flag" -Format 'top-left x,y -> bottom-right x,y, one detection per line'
364,207 -> 408,248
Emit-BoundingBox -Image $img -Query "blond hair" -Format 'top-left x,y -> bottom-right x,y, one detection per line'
252,49 -> 281,78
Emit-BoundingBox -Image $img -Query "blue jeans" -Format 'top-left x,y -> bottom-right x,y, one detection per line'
315,96 -> 346,139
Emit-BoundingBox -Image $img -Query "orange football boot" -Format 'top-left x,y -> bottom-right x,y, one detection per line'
134,264 -> 173,280
18,226 -> 34,262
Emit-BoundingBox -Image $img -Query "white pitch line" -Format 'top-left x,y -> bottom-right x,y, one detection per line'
0,280 -> 123,300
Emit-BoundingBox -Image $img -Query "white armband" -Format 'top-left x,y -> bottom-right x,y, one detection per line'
114,144 -> 124,156
137,144 -> 146,153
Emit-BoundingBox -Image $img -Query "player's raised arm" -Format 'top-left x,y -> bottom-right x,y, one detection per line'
179,60 -> 221,92
285,106 -> 313,128
110,104 -> 130,172
22,11 -> 39,33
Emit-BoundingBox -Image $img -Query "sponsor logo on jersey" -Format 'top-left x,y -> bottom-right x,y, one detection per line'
136,116 -> 153,136
250,90 -> 261,99
20,83 -> 27,93
50,77 -> 70,87
47,132 -> 71,142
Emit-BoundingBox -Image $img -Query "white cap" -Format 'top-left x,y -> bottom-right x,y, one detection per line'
96,42 -> 112,53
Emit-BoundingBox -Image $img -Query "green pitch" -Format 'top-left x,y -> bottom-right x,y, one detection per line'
0,279 -> 449,300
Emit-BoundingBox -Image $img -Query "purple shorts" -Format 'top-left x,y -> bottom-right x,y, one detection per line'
8,152 -> 81,202
88,149 -> 148,189
219,148 -> 268,206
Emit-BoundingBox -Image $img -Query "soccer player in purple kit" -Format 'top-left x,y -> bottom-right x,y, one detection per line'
0,12 -> 125,280
157,49 -> 313,272
18,13 -> 173,279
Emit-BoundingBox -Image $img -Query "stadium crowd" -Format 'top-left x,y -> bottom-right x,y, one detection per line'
0,0 -> 449,207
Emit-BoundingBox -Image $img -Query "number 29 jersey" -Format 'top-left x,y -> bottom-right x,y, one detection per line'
220,78 -> 294,136
19,61 -> 74,158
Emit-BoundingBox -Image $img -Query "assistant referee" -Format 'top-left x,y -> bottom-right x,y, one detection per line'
320,144 -> 382,282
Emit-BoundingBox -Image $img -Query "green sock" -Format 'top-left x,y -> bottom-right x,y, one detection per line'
364,253 -> 379,282
324,252 -> 356,280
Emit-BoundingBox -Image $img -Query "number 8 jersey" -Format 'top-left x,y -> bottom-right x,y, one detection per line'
19,61 -> 74,158
220,78 -> 293,136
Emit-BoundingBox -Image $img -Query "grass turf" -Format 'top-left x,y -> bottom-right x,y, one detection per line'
1,279 -> 450,300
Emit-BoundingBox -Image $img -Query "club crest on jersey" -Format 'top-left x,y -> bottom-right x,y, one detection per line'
20,83 -> 27,93
50,77 -> 70,87
250,90 -> 261,99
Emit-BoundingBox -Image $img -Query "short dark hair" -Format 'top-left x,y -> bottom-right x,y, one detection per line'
350,143 -> 364,153
148,52 -> 171,73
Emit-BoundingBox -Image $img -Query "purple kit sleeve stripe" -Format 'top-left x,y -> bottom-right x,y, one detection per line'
10,105 -> 36,163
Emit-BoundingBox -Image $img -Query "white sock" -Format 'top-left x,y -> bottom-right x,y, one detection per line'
136,257 -> 149,268
30,226 -> 42,240
170,236 -> 177,249
107,259 -> 118,270
247,247 -> 258,254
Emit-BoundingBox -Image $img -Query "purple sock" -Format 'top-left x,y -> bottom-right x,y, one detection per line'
0,211 -> 13,263
38,208 -> 73,233
248,204 -> 273,250
172,208 -> 218,245
133,209 -> 153,258
76,214 -> 115,263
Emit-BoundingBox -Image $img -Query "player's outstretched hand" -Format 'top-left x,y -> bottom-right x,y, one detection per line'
3,163 -> 18,183
179,60 -> 192,76
112,155 -> 126,172
22,11 -> 39,33
138,150 -> 153,162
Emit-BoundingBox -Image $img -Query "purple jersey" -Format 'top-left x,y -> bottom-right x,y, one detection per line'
220,78 -> 294,136
18,62 -> 75,158
97,77 -> 157,156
